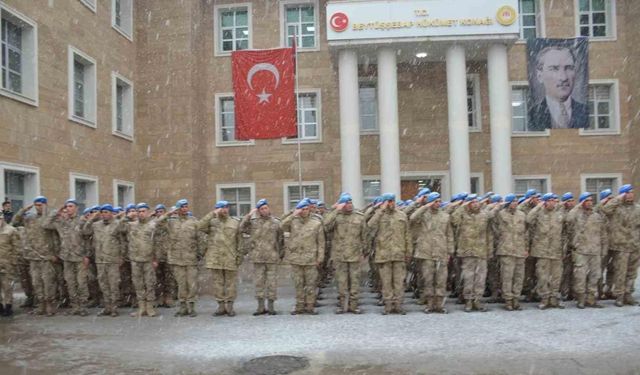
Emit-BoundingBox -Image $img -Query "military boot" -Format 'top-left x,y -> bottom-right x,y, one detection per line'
614,295 -> 625,307
538,297 -> 550,310
335,297 -> 345,314
586,294 -> 604,308
424,298 -> 434,314
433,297 -> 448,314
305,303 -> 318,315
20,297 -> 34,309
504,299 -> 514,311
513,298 -> 522,311
382,302 -> 393,315
110,307 -> 119,317
267,299 -> 277,315
130,302 -> 146,317
464,300 -> 473,312
349,301 -> 362,314
394,302 -> 407,315
253,298 -> 266,316
576,294 -> 586,309
291,303 -> 305,315
213,302 -> 226,316
225,302 -> 235,317
174,302 -> 188,317
473,299 -> 487,312
45,301 -> 57,316
188,302 -> 197,317
97,304 -> 111,316
146,302 -> 157,317
624,294 -> 638,306
34,303 -> 46,316
549,296 -> 564,309
3,304 -> 13,317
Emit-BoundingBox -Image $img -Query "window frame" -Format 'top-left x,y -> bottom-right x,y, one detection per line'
359,78 -> 378,135
0,161 -> 40,211
214,92 -> 255,147
68,45 -> 97,128
515,0 -> 546,43
213,2 -> 253,57
279,0 -> 320,52
579,79 -> 620,136
0,3 -> 38,107
580,173 -> 622,203
513,175 -> 551,197
362,176 -> 381,205
79,0 -> 97,13
470,172 -> 484,195
466,73 -> 482,132
282,181 -> 324,212
111,0 -> 133,41
111,72 -> 134,140
216,183 -> 256,217
509,81 -> 550,137
113,179 -> 135,207
282,88 -> 322,144
574,0 -> 617,41
69,172 -> 99,212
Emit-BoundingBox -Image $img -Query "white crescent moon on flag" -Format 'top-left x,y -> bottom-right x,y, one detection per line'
330,15 -> 341,29
247,63 -> 280,91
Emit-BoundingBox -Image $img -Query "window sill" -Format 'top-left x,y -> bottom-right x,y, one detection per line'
0,89 -> 38,107
112,130 -> 134,141
468,128 -> 482,133
216,140 -> 255,147
360,131 -> 380,136
282,138 -> 322,145
579,128 -> 620,136
511,131 -> 550,137
69,115 -> 97,129
79,0 -> 97,13
112,25 -> 133,42
584,36 -> 617,43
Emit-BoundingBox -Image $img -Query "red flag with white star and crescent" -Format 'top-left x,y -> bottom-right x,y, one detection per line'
231,48 -> 297,140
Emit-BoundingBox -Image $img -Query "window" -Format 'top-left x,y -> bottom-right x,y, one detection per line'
470,173 -> 484,195
518,0 -> 543,41
582,174 -> 621,202
363,179 -> 381,205
214,94 -> 253,146
113,180 -> 134,207
215,4 -> 251,55
79,0 -> 97,13
0,4 -> 37,105
70,173 -> 98,213
112,72 -> 134,138
582,82 -> 619,134
1,163 -> 40,212
514,176 -> 550,197
467,74 -> 481,131
285,89 -> 321,143
112,0 -> 133,40
281,1 -> 318,50
284,182 -> 323,212
577,0 -> 615,39
359,81 -> 378,133
217,184 -> 255,217
68,46 -> 97,127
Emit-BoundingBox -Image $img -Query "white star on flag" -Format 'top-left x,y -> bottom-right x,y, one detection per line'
257,88 -> 272,104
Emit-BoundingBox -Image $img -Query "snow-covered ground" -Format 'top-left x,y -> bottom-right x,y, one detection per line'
1,279 -> 640,375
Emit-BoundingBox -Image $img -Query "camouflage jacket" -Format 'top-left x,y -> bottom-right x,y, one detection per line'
526,204 -> 566,259
83,218 -> 125,264
240,214 -> 283,264
197,212 -> 242,270
11,208 -> 56,261
409,205 -> 454,261
323,209 -> 366,263
46,213 -> 88,262
566,208 -> 607,256
0,222 -> 20,273
367,207 -> 412,264
599,197 -> 640,253
451,207 -> 493,259
157,214 -> 202,266
492,207 -> 527,258
281,215 -> 325,266
120,217 -> 158,263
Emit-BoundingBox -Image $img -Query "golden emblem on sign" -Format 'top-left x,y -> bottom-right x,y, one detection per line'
496,5 -> 517,26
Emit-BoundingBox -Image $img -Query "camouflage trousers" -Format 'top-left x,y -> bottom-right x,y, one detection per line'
420,258 -> 448,298
172,265 -> 198,303
18,260 -> 33,302
53,261 -> 68,304
120,261 -> 135,306
379,261 -> 406,304
254,263 -> 278,300
573,253 -> 601,296
97,263 -> 121,307
211,269 -> 238,303
560,253 -> 574,297
499,256 -> 525,300
63,261 -> 89,308
132,262 -> 156,303
0,272 -> 14,305
486,256 -> 501,298
461,257 -> 487,301
29,260 -> 57,304
87,261 -> 101,305
523,256 -> 537,297
609,250 -> 640,297
335,261 -> 361,305
535,258 -> 562,299
155,261 -> 176,303
291,265 -> 318,306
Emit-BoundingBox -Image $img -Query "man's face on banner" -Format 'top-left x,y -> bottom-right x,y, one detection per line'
537,48 -> 575,102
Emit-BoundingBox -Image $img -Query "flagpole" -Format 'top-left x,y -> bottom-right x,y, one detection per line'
293,32 -> 303,199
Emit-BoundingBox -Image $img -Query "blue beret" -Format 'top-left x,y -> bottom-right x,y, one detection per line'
296,200 -> 309,209
480,192 -> 494,201
65,199 -> 78,206
125,204 -> 137,212
427,192 -> 441,203
579,192 -> 592,203
561,192 -> 574,202
382,193 -> 395,201
599,189 -> 612,201
619,184 -> 633,194
373,196 -> 383,205
524,189 -> 537,199
82,207 -> 92,215
504,193 -> 517,203
542,193 -> 555,202
187,211 -> 193,217
490,194 -> 503,203
33,196 -> 48,204
440,201 -> 450,208
404,199 -> 414,206
396,200 -> 406,208
155,204 -> 166,211
256,199 -> 268,209
215,200 -> 229,209
417,188 -> 431,198
518,197 -> 526,204
175,199 -> 189,208
115,206 -> 124,212
308,199 -> 318,205
465,194 -> 478,202
136,202 -> 150,210
100,204 -> 115,212
317,201 -> 326,208
338,193 -> 352,204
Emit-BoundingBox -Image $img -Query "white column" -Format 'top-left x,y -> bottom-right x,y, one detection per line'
487,44 -> 513,196
377,47 -> 401,197
338,49 -> 363,208
446,45 -> 471,195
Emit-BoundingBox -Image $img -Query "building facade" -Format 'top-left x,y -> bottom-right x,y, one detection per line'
1,0 -> 639,217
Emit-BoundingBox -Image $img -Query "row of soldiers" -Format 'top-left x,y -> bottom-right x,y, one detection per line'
0,183 -> 637,317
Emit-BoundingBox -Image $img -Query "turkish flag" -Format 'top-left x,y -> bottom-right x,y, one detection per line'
232,48 -> 297,140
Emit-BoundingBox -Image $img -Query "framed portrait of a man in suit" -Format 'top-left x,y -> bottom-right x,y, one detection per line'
527,38 -> 589,130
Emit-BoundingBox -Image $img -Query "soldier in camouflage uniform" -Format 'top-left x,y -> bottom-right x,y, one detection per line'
119,204 -> 137,308
197,200 -> 243,317
81,206 -> 102,308
14,225 -> 34,309
0,212 -> 20,316
12,196 -> 59,316
240,199 -> 284,316
559,192 -> 576,300
518,189 -> 541,302
410,192 -> 453,314
363,198 -> 382,302
281,199 -> 325,315
599,184 -> 640,306
491,194 -> 527,311
367,193 -> 412,315
451,194 -> 493,312
527,193 -> 566,309
153,204 -> 175,307
485,194 -> 503,303
566,192 -> 608,308
403,188 -> 430,303
446,193 -> 466,304
324,193 -> 367,314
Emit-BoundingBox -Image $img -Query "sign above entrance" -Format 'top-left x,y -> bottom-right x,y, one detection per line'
326,0 -> 520,41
